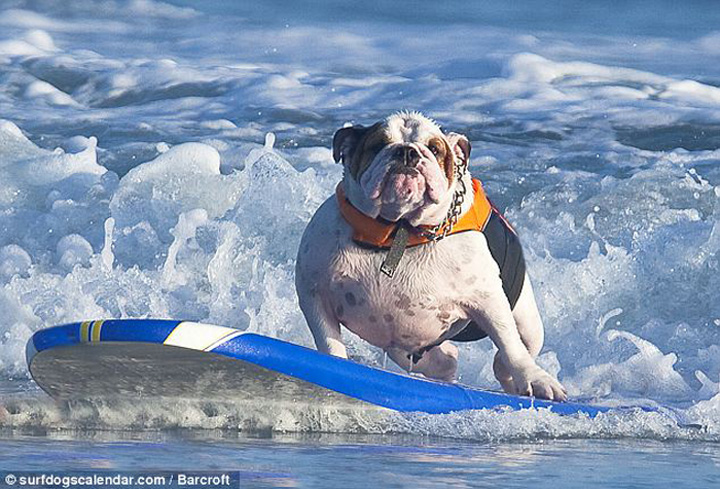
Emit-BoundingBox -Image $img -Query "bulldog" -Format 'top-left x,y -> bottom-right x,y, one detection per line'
295,112 -> 566,401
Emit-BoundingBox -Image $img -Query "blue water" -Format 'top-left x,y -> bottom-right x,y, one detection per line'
1,433 -> 719,489
1,0 -> 720,486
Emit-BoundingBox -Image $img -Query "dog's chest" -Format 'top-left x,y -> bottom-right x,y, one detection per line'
326,233 -> 494,351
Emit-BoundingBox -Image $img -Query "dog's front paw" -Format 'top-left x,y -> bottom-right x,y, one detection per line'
513,366 -> 567,401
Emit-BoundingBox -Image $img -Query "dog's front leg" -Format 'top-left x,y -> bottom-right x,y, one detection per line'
468,291 -> 566,401
297,290 -> 347,358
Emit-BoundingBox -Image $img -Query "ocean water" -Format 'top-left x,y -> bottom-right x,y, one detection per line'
1,0 -> 720,486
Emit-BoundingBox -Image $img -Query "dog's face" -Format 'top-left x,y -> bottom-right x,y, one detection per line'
333,112 -> 470,222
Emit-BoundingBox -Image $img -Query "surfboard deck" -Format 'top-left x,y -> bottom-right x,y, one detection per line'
26,319 -> 624,417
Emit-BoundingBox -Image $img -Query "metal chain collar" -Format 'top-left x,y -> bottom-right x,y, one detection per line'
420,156 -> 469,242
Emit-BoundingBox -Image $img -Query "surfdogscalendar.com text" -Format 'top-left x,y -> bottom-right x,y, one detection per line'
1,472 -> 233,488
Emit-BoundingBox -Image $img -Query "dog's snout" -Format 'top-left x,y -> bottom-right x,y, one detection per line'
399,145 -> 420,167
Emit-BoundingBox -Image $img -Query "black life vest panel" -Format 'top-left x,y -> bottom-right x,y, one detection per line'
449,208 -> 526,343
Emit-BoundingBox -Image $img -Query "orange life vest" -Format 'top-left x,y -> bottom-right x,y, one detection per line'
336,178 -> 493,249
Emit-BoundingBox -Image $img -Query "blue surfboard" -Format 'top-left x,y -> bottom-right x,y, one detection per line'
26,319 -> 630,417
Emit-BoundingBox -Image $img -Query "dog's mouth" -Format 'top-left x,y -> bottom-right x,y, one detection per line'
371,165 -> 431,221
380,166 -> 424,203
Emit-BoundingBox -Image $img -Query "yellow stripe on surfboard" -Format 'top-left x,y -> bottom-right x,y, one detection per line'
80,321 -> 91,342
80,320 -> 105,342
91,320 -> 104,342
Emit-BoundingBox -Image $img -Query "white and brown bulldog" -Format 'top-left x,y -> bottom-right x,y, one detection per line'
295,112 -> 566,401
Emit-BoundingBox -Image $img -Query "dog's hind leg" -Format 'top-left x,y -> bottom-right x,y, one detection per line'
511,274 -> 545,358
492,274 -> 564,397
386,342 -> 458,382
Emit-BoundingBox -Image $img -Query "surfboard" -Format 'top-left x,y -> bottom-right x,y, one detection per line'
26,319 -> 629,417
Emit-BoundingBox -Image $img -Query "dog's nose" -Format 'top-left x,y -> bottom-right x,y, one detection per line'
401,145 -> 421,167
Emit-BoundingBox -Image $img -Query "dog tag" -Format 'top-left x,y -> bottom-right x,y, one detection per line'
380,225 -> 410,278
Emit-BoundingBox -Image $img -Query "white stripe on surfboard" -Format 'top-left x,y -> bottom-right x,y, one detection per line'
203,331 -> 244,351
164,322 -> 244,351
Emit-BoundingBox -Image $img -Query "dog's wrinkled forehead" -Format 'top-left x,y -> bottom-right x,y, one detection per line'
333,112 -> 452,180
384,112 -> 442,142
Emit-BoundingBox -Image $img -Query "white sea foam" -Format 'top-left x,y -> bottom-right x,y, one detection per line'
0,1 -> 719,441
1,390 -> 717,443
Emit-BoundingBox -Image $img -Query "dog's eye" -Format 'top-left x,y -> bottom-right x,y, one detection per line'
367,142 -> 385,155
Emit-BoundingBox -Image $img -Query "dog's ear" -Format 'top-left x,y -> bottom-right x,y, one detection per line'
333,123 -> 383,164
333,125 -> 363,164
446,132 -> 471,164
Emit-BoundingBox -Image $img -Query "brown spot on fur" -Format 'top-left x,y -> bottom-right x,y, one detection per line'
427,136 -> 454,182
473,290 -> 490,300
404,309 -> 416,317
383,314 -> 394,323
345,292 -> 357,306
337,123 -> 390,180
368,315 -> 377,323
353,126 -> 390,179
465,275 -> 478,286
400,333 -> 412,339
394,293 -> 412,310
